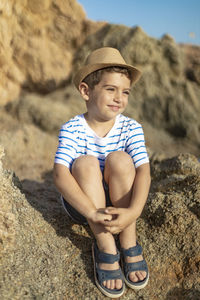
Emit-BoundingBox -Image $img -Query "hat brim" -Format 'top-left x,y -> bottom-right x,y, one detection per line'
73,63 -> 142,90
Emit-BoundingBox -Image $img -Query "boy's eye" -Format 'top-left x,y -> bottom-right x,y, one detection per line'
106,87 -> 115,91
123,91 -> 130,95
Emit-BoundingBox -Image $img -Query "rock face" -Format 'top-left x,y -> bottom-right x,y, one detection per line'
0,150 -> 199,299
0,0 -> 103,105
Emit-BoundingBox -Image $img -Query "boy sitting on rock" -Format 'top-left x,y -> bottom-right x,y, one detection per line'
53,47 -> 151,298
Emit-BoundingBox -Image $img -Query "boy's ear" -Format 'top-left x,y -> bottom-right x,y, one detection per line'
78,82 -> 90,101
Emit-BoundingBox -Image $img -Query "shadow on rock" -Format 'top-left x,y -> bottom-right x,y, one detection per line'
166,287 -> 200,300
21,170 -> 94,283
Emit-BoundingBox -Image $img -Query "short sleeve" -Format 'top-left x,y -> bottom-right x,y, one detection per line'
54,123 -> 77,169
126,122 -> 149,168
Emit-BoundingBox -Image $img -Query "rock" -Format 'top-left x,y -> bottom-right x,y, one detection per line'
0,145 -> 19,259
0,0 -> 104,105
182,44 -> 200,84
5,91 -> 85,134
0,149 -> 199,299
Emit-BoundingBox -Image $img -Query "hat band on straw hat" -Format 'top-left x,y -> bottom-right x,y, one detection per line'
73,47 -> 141,89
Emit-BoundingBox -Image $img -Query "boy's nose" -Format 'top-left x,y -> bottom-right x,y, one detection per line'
114,91 -> 121,102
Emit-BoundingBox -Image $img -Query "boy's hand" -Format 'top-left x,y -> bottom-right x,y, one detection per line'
103,207 -> 137,234
88,208 -> 113,224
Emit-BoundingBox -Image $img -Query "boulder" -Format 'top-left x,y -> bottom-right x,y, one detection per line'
0,0 -> 103,105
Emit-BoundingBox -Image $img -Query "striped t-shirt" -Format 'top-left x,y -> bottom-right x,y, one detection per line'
54,114 -> 149,171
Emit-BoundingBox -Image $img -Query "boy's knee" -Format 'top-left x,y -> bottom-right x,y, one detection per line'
72,155 -> 101,176
105,151 -> 134,174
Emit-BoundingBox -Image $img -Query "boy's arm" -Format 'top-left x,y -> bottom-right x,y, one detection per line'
53,163 -> 112,224
104,163 -> 151,234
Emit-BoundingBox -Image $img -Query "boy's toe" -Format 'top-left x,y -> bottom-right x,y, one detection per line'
116,279 -> 123,290
103,279 -> 123,290
110,279 -> 115,290
129,272 -> 138,282
129,271 -> 147,283
137,271 -> 146,281
107,280 -> 111,289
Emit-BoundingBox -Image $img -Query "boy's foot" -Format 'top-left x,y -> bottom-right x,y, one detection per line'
100,259 -> 123,290
92,242 -> 125,298
125,252 -> 147,282
121,243 -> 149,290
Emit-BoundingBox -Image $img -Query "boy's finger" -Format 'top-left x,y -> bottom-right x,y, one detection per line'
100,215 -> 112,222
105,219 -> 118,227
105,207 -> 119,214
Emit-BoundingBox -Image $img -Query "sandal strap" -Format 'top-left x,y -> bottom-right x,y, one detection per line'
124,259 -> 148,274
121,243 -> 142,257
96,266 -> 124,284
94,242 -> 120,264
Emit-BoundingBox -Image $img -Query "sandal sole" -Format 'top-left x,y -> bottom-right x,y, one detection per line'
124,271 -> 149,290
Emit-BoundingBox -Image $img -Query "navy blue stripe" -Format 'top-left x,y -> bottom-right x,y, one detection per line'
98,157 -> 105,162
60,129 -> 85,135
135,157 -> 148,164
127,145 -> 146,155
77,137 -> 87,142
127,133 -> 144,142
109,133 -> 125,138
72,124 -> 82,128
107,139 -> 126,145
89,143 -> 106,148
59,136 -> 77,144
56,152 -> 74,160
133,151 -> 147,158
59,145 -> 76,150
127,140 -> 145,147
64,119 -> 79,125
76,151 -> 87,155
55,156 -> 70,164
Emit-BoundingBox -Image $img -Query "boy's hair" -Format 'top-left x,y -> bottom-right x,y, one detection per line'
82,66 -> 132,89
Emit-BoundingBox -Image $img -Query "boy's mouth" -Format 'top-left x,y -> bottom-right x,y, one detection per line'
107,105 -> 120,112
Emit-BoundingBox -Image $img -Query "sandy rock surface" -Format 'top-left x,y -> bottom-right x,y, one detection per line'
0,148 -> 200,299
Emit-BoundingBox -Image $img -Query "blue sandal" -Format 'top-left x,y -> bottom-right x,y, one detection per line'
121,243 -> 149,290
92,241 -> 125,298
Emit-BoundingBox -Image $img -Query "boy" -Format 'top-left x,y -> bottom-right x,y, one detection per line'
53,47 -> 151,298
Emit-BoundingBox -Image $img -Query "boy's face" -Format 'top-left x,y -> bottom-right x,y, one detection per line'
84,72 -> 131,122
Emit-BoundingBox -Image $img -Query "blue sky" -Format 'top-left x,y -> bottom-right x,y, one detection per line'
78,0 -> 200,45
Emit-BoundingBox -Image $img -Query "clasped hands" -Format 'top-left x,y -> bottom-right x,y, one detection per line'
91,207 -> 136,234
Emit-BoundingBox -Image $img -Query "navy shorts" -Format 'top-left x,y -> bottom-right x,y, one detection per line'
61,181 -> 111,225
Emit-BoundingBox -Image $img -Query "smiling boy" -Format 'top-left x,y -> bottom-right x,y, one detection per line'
53,47 -> 151,298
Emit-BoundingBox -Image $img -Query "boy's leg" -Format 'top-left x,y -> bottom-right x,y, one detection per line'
104,151 -> 147,283
72,155 -> 122,290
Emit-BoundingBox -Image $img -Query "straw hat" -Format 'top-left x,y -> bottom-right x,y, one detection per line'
73,47 -> 141,89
